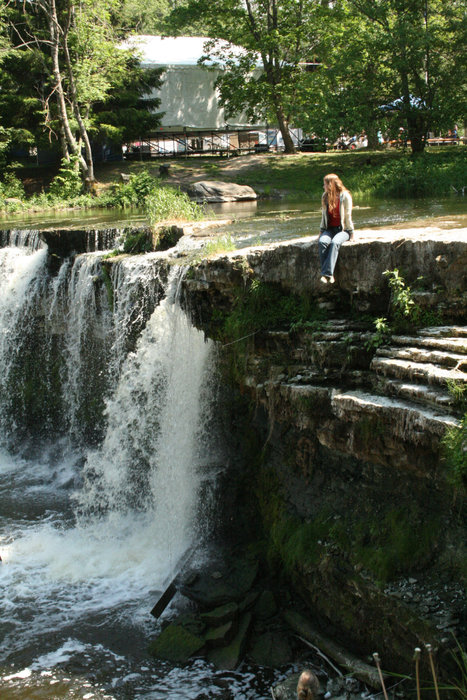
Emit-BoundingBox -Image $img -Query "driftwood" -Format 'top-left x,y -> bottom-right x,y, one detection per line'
150,549 -> 196,618
281,609 -> 384,689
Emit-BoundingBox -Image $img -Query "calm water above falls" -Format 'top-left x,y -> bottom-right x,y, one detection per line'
0,195 -> 465,242
0,240 -> 289,699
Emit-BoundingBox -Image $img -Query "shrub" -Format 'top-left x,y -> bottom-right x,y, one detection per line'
145,186 -> 204,224
441,414 -> 467,495
0,170 -> 26,200
49,155 -> 83,199
105,169 -> 158,208
356,150 -> 467,198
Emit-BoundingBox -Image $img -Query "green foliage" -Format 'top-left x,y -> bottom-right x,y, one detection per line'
352,506 -> 438,582
48,156 -> 83,199
105,170 -> 158,208
365,317 -> 390,351
298,0 -> 466,153
122,230 -> 153,254
447,381 -> 467,414
355,151 -> 467,198
233,149 -> 466,201
145,186 -> 205,224
101,264 -> 114,309
0,169 -> 26,199
447,636 -> 467,700
260,467 -> 438,581
383,268 -> 420,330
2,0 -> 163,184
366,268 -> 444,350
201,235 -> 236,257
441,414 -> 467,495
118,0 -> 171,34
222,280 -> 324,343
168,0 -> 324,151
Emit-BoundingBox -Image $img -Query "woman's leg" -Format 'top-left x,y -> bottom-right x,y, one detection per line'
318,231 -> 333,275
324,230 -> 350,276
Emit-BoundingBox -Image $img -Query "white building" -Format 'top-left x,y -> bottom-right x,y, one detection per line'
123,35 -> 299,155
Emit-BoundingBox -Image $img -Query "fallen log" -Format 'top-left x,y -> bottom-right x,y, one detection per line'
150,549 -> 196,618
281,609 -> 384,689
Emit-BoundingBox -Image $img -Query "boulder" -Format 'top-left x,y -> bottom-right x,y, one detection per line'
204,619 -> 237,648
201,601 -> 238,627
254,589 -> 278,619
207,612 -> 253,669
249,630 -> 293,666
148,624 -> 205,663
187,180 -> 257,203
180,558 -> 259,608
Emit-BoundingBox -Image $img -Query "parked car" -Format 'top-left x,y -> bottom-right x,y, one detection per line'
299,137 -> 327,152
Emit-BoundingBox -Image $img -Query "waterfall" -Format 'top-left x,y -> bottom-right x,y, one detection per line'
0,243 -> 49,442
0,228 -> 43,250
77,267 -> 214,567
0,239 -> 217,628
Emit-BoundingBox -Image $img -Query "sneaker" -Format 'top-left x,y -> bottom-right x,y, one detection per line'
320,276 -> 328,284
328,275 -> 335,284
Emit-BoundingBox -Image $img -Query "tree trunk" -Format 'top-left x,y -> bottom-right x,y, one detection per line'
407,115 -> 426,154
275,104 -> 296,154
48,0 -> 89,178
366,123 -> 379,149
56,100 -> 70,162
62,10 -> 95,183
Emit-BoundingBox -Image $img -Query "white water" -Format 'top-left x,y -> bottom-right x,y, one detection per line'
0,242 -> 280,699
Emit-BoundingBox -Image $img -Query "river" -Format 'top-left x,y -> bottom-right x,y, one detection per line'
0,195 -> 465,241
0,197 -> 465,699
0,238 -> 291,698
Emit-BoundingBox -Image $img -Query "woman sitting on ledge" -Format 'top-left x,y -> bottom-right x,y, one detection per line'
318,173 -> 355,284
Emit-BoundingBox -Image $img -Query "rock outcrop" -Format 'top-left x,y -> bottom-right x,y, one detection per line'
186,180 -> 258,202
181,228 -> 467,676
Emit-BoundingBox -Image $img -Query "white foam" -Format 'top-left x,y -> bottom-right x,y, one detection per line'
32,639 -> 88,669
4,668 -> 32,680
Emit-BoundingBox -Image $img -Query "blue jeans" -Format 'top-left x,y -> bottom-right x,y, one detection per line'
319,226 -> 350,276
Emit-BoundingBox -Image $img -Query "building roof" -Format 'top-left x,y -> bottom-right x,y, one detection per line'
123,35 -> 265,133
124,35 -> 246,68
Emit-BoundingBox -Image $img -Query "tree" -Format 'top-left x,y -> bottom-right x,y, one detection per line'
301,0 -> 467,153
3,0 -> 163,185
116,0 -> 171,34
167,0 -> 325,153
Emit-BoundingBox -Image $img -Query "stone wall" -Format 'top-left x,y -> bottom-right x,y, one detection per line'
182,228 -> 467,674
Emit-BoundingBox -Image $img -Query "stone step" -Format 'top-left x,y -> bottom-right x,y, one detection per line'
371,356 -> 467,387
391,334 -> 467,356
331,389 -> 458,439
374,378 -> 454,412
376,345 -> 467,369
418,326 -> 467,339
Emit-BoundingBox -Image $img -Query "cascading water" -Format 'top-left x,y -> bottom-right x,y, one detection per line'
0,235 -> 279,699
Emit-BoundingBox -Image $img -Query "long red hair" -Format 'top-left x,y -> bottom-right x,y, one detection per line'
323,173 -> 347,211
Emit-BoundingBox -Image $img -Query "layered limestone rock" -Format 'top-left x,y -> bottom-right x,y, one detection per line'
186,180 -> 258,202
181,228 -> 467,675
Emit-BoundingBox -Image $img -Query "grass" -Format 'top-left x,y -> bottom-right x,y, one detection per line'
1,147 -> 465,218
230,148 -> 466,199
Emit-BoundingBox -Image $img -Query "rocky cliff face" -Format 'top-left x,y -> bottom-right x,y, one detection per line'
182,228 -> 467,674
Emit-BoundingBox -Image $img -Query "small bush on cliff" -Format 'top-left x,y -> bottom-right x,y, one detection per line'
223,280 -> 323,341
384,268 -> 419,329
441,414 -> 467,495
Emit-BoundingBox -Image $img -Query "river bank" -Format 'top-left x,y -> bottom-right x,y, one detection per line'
2,148 -> 466,219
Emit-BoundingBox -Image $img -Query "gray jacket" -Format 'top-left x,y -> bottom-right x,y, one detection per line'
320,190 -> 354,237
